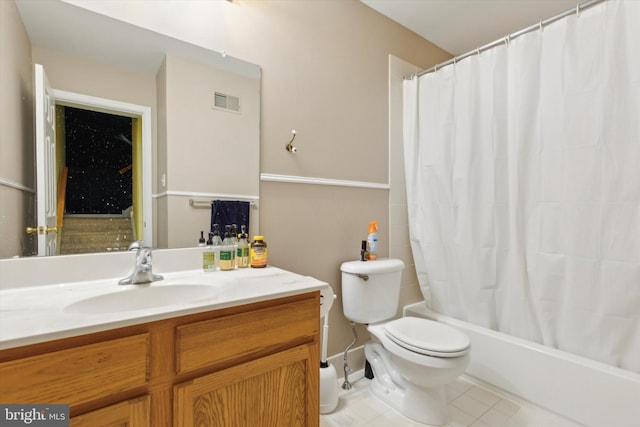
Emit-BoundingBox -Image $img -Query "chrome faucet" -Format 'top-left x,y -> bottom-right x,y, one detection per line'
118,241 -> 164,285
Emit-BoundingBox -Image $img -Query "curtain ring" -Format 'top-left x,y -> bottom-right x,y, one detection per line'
576,4 -> 580,17
539,20 -> 543,32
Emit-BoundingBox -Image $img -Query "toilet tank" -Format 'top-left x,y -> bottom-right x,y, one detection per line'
341,258 -> 404,324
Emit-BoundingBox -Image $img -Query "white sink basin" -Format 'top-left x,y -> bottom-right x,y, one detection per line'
64,284 -> 218,314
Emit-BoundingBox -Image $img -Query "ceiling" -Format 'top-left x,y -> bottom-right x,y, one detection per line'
361,0 -> 580,56
15,0 -> 259,78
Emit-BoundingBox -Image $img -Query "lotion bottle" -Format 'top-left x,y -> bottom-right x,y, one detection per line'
203,233 -> 215,272
219,226 -> 235,271
211,224 -> 223,269
236,225 -> 250,268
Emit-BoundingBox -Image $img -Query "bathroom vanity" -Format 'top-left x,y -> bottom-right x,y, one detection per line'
0,249 -> 325,426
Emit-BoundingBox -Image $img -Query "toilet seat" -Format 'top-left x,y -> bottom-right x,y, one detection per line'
383,317 -> 470,358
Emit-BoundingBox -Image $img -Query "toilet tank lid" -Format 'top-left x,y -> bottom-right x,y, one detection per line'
341,258 -> 404,274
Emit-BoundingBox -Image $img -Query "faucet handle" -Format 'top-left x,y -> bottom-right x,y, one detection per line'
128,240 -> 144,251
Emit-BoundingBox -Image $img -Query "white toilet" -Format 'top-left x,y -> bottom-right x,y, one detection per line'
341,259 -> 470,426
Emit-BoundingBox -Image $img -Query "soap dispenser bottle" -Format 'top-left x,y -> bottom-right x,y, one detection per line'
211,224 -> 223,269
231,224 -> 239,266
219,226 -> 235,271
203,233 -> 215,272
237,225 -> 250,268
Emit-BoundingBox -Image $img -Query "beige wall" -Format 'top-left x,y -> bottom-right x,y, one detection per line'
32,49 -> 157,110
159,54 -> 260,248
0,0 -> 35,257
163,54 -> 260,195
220,1 -> 450,359
156,60 -> 168,249
5,0 -> 451,361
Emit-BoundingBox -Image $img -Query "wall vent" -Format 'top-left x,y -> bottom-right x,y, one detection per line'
213,92 -> 241,113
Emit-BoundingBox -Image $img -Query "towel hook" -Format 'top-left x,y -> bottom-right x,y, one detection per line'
285,129 -> 297,153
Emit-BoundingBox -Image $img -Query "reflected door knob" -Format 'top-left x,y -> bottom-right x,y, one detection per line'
26,226 -> 58,235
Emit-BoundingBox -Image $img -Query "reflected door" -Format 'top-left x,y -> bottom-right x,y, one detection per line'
34,63 -> 58,256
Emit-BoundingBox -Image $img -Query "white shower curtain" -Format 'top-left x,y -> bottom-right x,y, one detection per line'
403,0 -> 639,373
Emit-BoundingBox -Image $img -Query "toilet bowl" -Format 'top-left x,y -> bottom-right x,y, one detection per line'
366,318 -> 470,425
341,259 -> 471,426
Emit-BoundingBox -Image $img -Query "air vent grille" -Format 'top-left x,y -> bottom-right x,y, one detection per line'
213,92 -> 241,113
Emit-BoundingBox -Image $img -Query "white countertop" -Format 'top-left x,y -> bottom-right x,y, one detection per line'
0,265 -> 328,350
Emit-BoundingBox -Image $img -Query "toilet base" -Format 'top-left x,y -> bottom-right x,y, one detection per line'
369,376 -> 448,426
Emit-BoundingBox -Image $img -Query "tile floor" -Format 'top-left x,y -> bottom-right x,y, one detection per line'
320,376 -> 581,427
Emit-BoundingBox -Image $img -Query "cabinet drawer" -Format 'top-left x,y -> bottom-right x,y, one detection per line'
176,294 -> 318,374
0,333 -> 150,407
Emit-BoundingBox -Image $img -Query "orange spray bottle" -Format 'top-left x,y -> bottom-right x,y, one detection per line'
367,221 -> 378,260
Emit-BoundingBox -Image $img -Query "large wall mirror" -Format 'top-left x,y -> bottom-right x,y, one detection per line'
2,0 -> 261,259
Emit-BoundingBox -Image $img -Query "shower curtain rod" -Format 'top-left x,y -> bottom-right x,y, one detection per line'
407,0 -> 606,79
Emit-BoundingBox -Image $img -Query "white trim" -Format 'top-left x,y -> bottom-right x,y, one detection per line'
260,173 -> 390,190
154,190 -> 259,201
0,178 -> 35,193
51,89 -> 153,247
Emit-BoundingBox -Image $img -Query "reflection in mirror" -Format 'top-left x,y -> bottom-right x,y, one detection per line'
0,0 -> 261,259
55,110 -> 133,255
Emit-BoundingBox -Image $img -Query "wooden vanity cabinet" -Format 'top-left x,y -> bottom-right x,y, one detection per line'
0,292 -> 320,427
70,395 -> 151,427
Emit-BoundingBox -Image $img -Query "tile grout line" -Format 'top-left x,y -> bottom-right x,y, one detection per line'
452,385 -> 521,427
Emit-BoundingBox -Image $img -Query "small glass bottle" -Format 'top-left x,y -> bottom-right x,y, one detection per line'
219,226 -> 235,271
198,231 -> 206,247
236,225 -> 250,268
250,236 -> 268,268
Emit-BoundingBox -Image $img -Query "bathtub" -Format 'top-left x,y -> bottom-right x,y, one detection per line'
404,302 -> 640,427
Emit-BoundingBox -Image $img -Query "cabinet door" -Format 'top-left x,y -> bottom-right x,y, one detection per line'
70,395 -> 150,427
174,344 -> 317,427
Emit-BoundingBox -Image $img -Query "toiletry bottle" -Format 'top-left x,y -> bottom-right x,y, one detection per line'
203,233 -> 215,272
231,224 -> 239,267
237,225 -> 250,268
219,226 -> 235,271
198,231 -> 206,247
250,236 -> 268,268
367,221 -> 378,260
211,224 -> 223,269
361,240 -> 368,262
